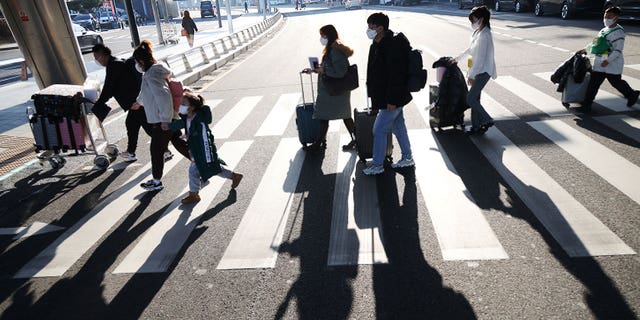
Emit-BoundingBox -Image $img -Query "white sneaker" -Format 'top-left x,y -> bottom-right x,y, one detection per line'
164,151 -> 174,162
120,151 -> 137,162
363,164 -> 384,176
391,158 -> 415,169
140,179 -> 163,191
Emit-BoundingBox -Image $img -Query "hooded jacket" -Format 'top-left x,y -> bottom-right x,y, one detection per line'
136,63 -> 175,124
366,29 -> 412,110
169,106 -> 225,181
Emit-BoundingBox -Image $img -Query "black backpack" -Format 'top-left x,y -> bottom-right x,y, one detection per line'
395,32 -> 427,92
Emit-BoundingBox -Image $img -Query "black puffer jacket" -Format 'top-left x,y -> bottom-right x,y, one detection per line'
550,54 -> 591,92
432,57 -> 469,114
366,29 -> 412,110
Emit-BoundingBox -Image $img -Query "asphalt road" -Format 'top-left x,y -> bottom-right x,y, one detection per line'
0,4 -> 639,319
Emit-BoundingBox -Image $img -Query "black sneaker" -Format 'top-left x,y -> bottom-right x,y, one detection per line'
342,140 -> 357,151
140,179 -> 163,191
628,90 -> 639,107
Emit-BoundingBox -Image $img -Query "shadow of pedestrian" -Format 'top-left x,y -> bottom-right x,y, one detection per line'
437,127 -> 636,319
373,168 -> 477,319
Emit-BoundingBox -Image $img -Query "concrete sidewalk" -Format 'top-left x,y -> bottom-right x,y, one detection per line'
0,11 -> 280,179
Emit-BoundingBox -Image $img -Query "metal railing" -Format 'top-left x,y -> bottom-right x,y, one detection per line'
160,11 -> 282,81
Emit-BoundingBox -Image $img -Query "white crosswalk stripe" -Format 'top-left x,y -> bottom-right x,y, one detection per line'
494,75 -> 572,117
9,63 -> 640,278
528,119 -> 640,205
327,134 -> 388,266
14,147 -> 183,278
212,96 -> 261,139
113,140 -> 253,274
471,128 -> 635,257
217,137 -> 306,269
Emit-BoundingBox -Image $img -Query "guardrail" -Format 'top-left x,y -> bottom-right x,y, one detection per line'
160,11 -> 283,86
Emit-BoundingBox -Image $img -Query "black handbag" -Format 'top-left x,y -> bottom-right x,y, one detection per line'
323,64 -> 359,96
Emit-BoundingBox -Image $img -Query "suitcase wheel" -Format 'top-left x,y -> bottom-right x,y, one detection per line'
94,155 -> 110,170
106,144 -> 119,162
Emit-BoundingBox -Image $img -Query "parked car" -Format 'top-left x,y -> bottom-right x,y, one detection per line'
97,10 -> 118,29
494,0 -> 535,12
533,0 -> 605,19
458,0 -> 493,9
604,0 -> 640,20
72,13 -> 97,31
72,23 -> 103,53
394,0 -> 420,5
201,1 -> 216,18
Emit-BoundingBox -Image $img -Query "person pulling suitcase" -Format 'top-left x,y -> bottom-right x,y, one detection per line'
362,12 -> 414,176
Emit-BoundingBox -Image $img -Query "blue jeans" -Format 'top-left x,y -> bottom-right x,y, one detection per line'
467,72 -> 493,129
372,107 -> 412,166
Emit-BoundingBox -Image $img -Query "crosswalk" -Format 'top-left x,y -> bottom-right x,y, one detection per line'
8,64 -> 640,279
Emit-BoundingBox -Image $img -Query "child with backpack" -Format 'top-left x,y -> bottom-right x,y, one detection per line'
578,6 -> 639,112
170,91 -> 243,204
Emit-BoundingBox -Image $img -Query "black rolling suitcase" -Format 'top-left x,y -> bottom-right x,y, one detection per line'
295,71 -> 320,147
353,107 -> 392,163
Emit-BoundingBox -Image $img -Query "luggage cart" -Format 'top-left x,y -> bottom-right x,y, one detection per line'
28,84 -> 119,170
161,22 -> 180,45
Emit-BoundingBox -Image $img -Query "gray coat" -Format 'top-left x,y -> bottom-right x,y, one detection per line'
314,43 -> 353,120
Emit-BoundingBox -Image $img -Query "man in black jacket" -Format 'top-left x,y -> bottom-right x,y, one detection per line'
92,44 -> 152,162
363,12 -> 414,176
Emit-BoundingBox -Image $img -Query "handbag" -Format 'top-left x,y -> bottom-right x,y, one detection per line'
181,28 -> 188,37
323,64 -> 359,96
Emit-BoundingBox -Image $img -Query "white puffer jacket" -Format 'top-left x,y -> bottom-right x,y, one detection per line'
136,63 -> 175,124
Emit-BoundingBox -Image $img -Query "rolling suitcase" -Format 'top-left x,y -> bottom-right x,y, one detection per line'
353,107 -> 392,163
295,71 -> 320,147
30,114 -> 61,152
58,116 -> 87,152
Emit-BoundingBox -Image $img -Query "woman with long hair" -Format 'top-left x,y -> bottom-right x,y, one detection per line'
304,24 -> 357,153
181,10 -> 198,48
455,6 -> 497,135
133,40 -> 189,191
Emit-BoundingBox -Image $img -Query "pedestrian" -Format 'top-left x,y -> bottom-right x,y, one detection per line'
181,10 -> 198,48
302,24 -> 357,153
133,40 -> 190,191
454,5 -> 496,135
170,91 -> 244,204
244,0 -> 249,13
578,6 -> 639,112
92,44 -> 151,162
362,12 -> 414,176
295,0 -> 299,10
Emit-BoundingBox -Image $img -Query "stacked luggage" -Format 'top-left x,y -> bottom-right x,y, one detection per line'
429,57 -> 469,131
28,84 -> 117,169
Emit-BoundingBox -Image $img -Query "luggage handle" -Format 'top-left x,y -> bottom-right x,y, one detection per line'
299,70 -> 315,106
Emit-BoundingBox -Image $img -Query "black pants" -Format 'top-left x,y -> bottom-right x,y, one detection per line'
315,118 -> 356,145
583,71 -> 635,108
125,108 -> 153,155
150,125 -> 190,180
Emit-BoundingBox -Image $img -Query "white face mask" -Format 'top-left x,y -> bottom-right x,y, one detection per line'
320,37 -> 328,46
603,18 -> 615,27
471,21 -> 481,31
178,104 -> 189,115
366,28 -> 377,40
135,63 -> 144,74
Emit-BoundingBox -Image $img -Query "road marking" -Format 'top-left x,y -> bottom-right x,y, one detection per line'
528,119 -> 640,206
472,128 -> 635,257
113,140 -> 252,274
494,76 -> 571,117
14,148 -> 183,278
255,93 -> 301,136
627,64 -> 640,71
208,99 -> 223,110
0,222 -> 65,240
212,96 -> 261,139
594,115 -> 640,143
410,129 -> 508,260
534,72 -> 639,111
217,138 -> 305,270
328,134 -> 388,266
